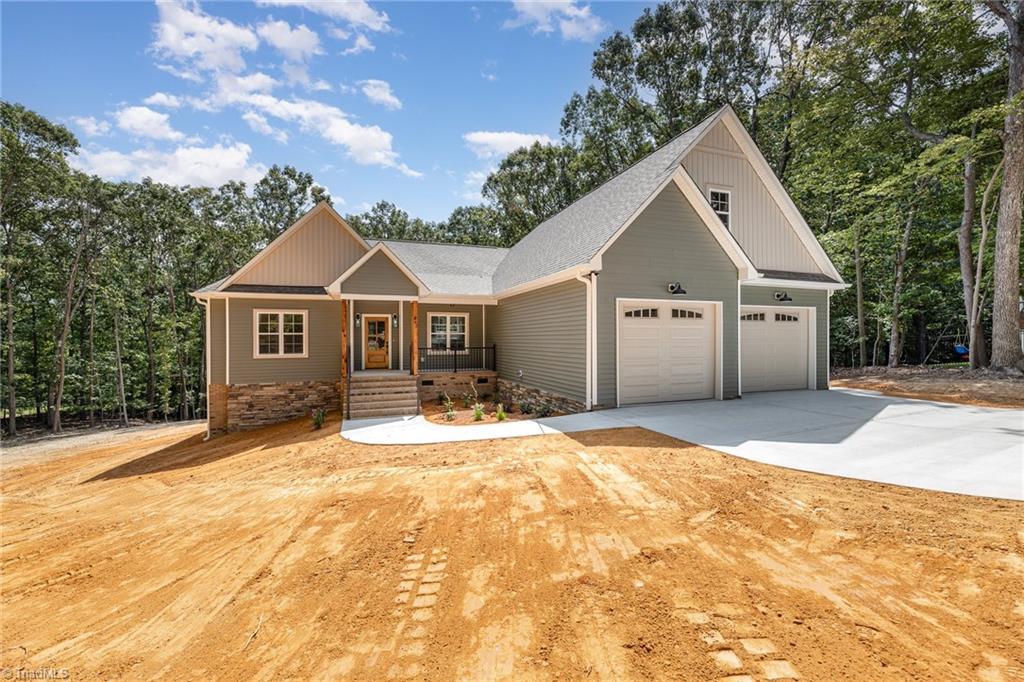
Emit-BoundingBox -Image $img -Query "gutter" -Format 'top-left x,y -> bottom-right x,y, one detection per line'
574,270 -> 598,410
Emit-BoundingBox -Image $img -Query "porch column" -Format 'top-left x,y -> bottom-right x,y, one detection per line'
340,299 -> 348,413
410,300 -> 419,376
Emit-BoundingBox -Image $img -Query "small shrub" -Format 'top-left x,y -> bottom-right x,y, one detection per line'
461,383 -> 479,408
311,408 -> 327,429
518,400 -> 534,415
472,402 -> 484,421
444,406 -> 456,421
534,402 -> 553,419
495,404 -> 507,422
442,391 -> 455,412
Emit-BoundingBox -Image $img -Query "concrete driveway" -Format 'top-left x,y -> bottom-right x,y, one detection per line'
343,388 -> 1023,500
602,389 -> 1023,501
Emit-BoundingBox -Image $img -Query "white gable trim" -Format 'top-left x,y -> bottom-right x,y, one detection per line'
219,202 -> 371,291
590,167 -> 758,281
326,242 -> 429,296
716,109 -> 844,283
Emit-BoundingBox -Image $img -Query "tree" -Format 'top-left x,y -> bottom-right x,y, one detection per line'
0,101 -> 78,435
252,165 -> 330,245
984,0 -> 1024,369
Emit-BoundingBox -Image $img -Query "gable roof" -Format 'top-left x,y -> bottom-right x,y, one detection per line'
373,240 -> 509,296
491,108 -> 723,292
327,242 -> 428,295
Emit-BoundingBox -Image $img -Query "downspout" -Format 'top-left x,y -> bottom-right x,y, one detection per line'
197,297 -> 211,441
575,271 -> 595,410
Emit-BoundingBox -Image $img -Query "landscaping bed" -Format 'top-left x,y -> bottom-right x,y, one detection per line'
832,365 -> 1024,408
421,393 -> 563,426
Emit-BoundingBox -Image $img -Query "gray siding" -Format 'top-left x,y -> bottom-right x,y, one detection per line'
597,183 -> 740,406
227,298 -> 342,383
682,121 -> 821,273
490,279 -> 587,402
741,285 -> 829,390
340,251 -> 418,296
237,208 -> 368,286
209,298 -> 226,384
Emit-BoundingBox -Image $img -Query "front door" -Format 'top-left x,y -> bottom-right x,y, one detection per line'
364,316 -> 390,369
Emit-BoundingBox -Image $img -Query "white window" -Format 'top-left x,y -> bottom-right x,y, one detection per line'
672,308 -> 703,319
428,313 -> 468,352
253,309 -> 308,358
624,307 -> 659,318
709,189 -> 731,229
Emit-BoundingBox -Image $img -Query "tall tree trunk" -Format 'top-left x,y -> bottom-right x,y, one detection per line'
167,283 -> 189,421
31,301 -> 39,420
88,290 -> 96,426
854,230 -> 867,367
5,274 -> 15,436
51,246 -> 88,434
113,306 -> 129,427
888,199 -> 917,368
986,0 -> 1024,369
872,314 -> 883,367
957,151 -> 987,368
144,296 -> 156,420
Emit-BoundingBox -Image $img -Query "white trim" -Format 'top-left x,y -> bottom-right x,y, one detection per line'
337,293 -> 418,302
426,312 -> 469,354
481,304 -> 486,346
741,277 -> 849,291
327,242 -> 429,296
591,272 -> 598,406
199,298 -> 211,439
348,303 -> 354,374
826,290 -> 832,389
494,265 -> 588,300
422,294 -> 498,305
739,304 -> 817,391
615,297 -> 724,407
736,280 -> 742,397
203,291 -> 330,300
225,298 -> 230,385
220,202 -> 370,291
575,273 -> 594,410
252,309 -> 309,359
361,314 -> 392,370
717,110 -> 844,283
707,187 -> 732,230
399,300 -> 404,371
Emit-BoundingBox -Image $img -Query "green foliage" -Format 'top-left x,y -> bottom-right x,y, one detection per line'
472,403 -> 484,421
518,401 -> 534,415
311,408 -> 326,430
461,383 -> 479,409
534,403 -> 554,419
495,403 -> 507,422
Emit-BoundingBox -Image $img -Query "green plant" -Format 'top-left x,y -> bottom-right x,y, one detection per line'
461,382 -> 479,408
472,402 -> 484,421
442,391 -> 455,413
495,404 -> 507,422
444,407 -> 456,422
534,402 -> 553,419
518,400 -> 534,415
311,408 -> 327,429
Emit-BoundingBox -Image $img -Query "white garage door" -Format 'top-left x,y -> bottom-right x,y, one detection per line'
741,306 -> 810,392
618,301 -> 716,405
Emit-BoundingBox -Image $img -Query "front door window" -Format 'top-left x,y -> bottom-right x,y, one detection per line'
365,318 -> 389,369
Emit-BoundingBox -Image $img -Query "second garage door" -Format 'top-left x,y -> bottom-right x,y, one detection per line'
741,306 -> 811,392
618,301 -> 716,405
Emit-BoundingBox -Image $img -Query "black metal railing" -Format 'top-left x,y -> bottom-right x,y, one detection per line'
416,345 -> 496,373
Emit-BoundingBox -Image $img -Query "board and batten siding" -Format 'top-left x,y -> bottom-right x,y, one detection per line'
340,251 -> 418,296
741,285 -> 829,389
682,121 -> 820,274
490,280 -> 587,402
227,298 -> 342,383
236,209 -> 368,286
597,182 -> 740,406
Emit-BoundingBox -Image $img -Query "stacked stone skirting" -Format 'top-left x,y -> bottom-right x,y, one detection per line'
418,372 -> 496,403
224,381 -> 341,431
495,378 -> 585,414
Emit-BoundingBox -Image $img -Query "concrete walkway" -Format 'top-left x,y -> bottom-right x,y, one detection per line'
341,388 -> 1024,500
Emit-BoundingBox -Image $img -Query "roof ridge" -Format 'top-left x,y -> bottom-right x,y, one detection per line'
376,237 -> 509,250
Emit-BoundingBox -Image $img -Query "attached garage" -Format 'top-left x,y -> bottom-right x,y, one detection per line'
617,299 -> 720,405
740,305 -> 815,392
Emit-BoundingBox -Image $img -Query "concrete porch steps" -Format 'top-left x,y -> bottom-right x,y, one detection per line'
346,373 -> 419,418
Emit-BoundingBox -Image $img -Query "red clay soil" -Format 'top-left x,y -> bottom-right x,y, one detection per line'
832,366 -> 1024,408
420,401 -> 553,426
2,417 -> 1022,680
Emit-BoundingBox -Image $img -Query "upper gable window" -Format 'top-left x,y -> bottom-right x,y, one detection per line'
709,189 -> 731,229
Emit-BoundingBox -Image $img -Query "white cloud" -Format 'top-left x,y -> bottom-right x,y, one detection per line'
327,25 -> 350,40
504,1 -> 607,41
155,62 -> 204,83
242,111 -> 289,143
463,131 -> 554,159
460,167 -> 494,202
114,105 -> 186,141
255,0 -> 390,32
73,142 -> 266,187
358,79 -> 401,110
342,34 -> 375,56
72,116 -> 111,137
257,19 -> 322,61
152,1 -> 259,73
143,92 -> 183,108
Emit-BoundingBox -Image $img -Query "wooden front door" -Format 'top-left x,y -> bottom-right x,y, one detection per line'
364,316 -> 390,369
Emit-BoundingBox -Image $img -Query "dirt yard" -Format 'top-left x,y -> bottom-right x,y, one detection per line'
832,366 -> 1024,408
2,418 -> 1021,681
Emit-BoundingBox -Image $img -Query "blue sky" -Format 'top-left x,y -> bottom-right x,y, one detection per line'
2,1 -> 652,220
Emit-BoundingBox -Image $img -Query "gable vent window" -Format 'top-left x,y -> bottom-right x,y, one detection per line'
709,189 -> 731,229
624,308 -> 658,318
672,308 -> 703,319
740,312 -> 765,322
775,313 -> 800,322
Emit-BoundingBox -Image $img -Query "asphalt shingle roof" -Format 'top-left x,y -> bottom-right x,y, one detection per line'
372,240 -> 509,296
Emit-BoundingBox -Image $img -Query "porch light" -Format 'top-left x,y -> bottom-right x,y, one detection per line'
355,313 -> 361,327
774,291 -> 793,302
392,313 -> 399,328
